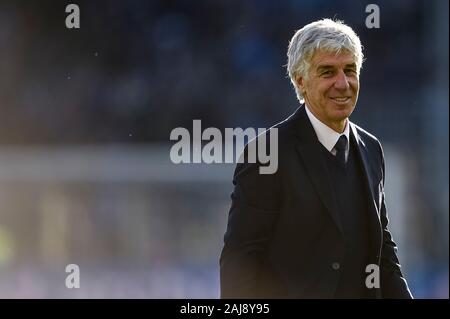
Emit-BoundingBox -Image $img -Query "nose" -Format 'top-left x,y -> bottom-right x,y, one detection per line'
334,70 -> 350,90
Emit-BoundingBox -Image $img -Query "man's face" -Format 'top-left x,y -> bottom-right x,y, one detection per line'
297,49 -> 359,132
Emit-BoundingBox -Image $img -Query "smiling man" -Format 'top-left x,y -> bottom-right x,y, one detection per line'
220,19 -> 413,298
297,49 -> 359,133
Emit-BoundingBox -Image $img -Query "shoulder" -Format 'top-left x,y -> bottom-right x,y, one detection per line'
351,122 -> 384,153
232,109 -> 300,186
237,108 -> 300,169
350,122 -> 386,178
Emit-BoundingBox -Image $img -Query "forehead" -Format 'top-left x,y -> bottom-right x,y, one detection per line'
310,49 -> 356,68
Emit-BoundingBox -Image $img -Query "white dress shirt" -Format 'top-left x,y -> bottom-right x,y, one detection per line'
305,104 -> 350,162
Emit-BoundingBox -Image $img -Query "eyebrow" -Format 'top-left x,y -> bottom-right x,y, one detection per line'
316,63 -> 357,72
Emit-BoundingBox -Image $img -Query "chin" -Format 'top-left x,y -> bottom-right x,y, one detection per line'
334,104 -> 355,116
330,109 -> 352,119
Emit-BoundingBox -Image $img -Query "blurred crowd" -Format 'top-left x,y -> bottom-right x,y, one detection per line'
0,0 -> 439,145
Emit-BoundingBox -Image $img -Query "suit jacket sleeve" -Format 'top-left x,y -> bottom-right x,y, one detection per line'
378,143 -> 413,299
219,150 -> 281,298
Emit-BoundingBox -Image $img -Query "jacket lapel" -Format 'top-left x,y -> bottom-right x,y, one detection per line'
293,106 -> 344,236
350,123 -> 380,218
350,123 -> 382,252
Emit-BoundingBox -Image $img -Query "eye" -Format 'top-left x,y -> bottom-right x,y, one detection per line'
345,69 -> 357,75
321,70 -> 333,77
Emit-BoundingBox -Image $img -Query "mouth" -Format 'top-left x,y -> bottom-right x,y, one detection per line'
330,97 -> 351,104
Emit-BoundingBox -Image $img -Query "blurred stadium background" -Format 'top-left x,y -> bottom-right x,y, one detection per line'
0,0 -> 448,298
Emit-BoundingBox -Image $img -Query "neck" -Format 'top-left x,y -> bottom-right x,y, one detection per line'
329,120 -> 347,133
304,103 -> 347,133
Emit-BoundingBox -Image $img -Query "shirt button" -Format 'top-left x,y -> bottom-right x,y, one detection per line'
332,262 -> 340,270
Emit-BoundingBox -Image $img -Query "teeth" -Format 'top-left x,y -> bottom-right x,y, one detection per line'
332,97 -> 349,102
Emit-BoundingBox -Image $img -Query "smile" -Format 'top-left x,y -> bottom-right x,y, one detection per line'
330,97 -> 351,103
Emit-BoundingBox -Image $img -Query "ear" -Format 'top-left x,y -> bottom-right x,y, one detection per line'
295,75 -> 305,95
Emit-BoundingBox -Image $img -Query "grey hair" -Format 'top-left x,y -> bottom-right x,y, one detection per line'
287,18 -> 364,102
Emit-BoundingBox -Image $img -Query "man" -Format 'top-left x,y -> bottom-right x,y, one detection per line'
220,19 -> 412,299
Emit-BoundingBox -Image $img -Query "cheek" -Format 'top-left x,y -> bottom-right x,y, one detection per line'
350,79 -> 359,93
320,84 -> 335,100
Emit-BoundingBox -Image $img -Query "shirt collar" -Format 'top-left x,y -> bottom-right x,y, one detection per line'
304,103 -> 350,152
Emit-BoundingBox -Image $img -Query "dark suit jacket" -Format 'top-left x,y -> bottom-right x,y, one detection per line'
220,105 -> 412,299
